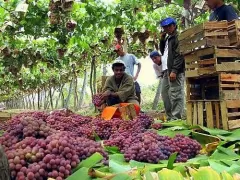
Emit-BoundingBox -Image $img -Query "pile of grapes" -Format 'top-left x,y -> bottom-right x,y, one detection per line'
104,131 -> 201,163
0,109 -> 202,179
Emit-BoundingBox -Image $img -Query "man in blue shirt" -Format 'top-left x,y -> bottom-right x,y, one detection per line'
114,44 -> 142,104
205,0 -> 238,21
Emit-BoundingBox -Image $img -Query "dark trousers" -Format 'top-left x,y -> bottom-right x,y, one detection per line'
135,81 -> 141,104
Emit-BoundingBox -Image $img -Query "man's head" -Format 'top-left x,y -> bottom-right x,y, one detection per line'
112,59 -> 126,79
205,0 -> 224,10
160,17 -> 177,35
114,44 -> 125,57
150,51 -> 161,65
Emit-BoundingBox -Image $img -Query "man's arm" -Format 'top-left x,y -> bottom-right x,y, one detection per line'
226,5 -> 239,21
116,76 -> 135,102
171,36 -> 184,74
159,32 -> 167,55
153,64 -> 163,78
134,62 -> 141,81
132,55 -> 141,81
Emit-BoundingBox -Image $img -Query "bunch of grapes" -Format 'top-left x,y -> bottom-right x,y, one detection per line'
66,20 -> 77,31
134,113 -> 154,129
172,134 -> 202,162
21,117 -> 53,138
0,120 -> 9,131
6,137 -> 43,179
151,123 -> 162,130
42,132 -> 80,179
122,131 -> 168,163
92,94 -> 102,107
73,137 -> 108,164
46,112 -> 95,139
105,131 -> 201,163
0,132 -> 19,150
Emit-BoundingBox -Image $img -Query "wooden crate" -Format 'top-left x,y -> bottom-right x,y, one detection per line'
184,46 -> 240,78
186,73 -> 240,101
179,21 -> 230,54
187,100 -> 240,130
228,20 -> 240,46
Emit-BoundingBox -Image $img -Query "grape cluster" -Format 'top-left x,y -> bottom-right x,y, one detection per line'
73,137 -> 108,163
134,113 -> 154,129
66,20 -> 77,31
0,120 -> 8,131
172,134 -> 202,162
92,94 -> 102,107
46,110 -> 95,139
105,131 -> 201,163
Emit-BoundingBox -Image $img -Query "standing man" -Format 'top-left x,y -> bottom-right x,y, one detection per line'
159,17 -> 185,120
205,0 -> 238,21
114,44 -> 142,104
150,51 -> 164,110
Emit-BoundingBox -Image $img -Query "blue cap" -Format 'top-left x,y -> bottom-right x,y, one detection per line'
160,17 -> 177,27
150,51 -> 161,58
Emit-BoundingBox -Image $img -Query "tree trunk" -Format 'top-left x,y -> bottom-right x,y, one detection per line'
28,95 -> 32,109
49,87 -> 53,110
73,78 -> 78,111
61,86 -> 65,108
64,80 -> 73,108
31,93 -> 35,110
152,79 -> 162,110
55,85 -> 64,109
48,87 -> 55,110
78,69 -> 87,108
102,63 -> 107,76
44,90 -> 49,110
37,89 -> 40,110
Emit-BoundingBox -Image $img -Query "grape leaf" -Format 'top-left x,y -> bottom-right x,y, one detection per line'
109,154 -> 131,173
66,167 -> 91,180
170,126 -> 187,131
111,173 -> 132,180
227,164 -> 240,175
73,152 -> 103,172
104,146 -> 120,154
208,160 -> 229,173
210,147 -> 240,161
199,126 -> 231,136
167,152 -> 178,169
158,128 -> 191,138
144,171 -> 155,180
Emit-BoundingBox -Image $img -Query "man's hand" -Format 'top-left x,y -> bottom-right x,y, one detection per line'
169,72 -> 177,82
133,76 -> 138,81
100,91 -> 111,100
160,32 -> 167,40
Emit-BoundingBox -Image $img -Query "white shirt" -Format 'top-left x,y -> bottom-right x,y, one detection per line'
161,39 -> 168,71
117,53 -> 139,77
153,63 -> 163,78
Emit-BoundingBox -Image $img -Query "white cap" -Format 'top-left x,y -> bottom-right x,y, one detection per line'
112,59 -> 126,67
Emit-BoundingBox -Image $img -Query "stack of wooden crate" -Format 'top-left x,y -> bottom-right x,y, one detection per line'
179,20 -> 240,130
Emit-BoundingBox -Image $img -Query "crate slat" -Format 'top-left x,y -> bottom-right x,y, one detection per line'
187,103 -> 193,125
228,120 -> 240,129
186,100 -> 240,130
198,102 -> 204,126
214,102 -> 220,129
180,21 -> 229,54
206,102 -> 214,128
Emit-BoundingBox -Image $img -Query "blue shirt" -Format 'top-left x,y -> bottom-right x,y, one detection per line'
209,5 -> 238,22
117,53 -> 139,77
